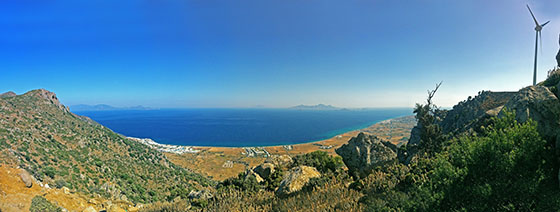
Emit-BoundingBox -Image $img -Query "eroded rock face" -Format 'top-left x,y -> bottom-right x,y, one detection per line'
244,169 -> 264,183
24,89 -> 69,112
438,91 -> 517,135
500,86 -> 560,147
18,170 -> 33,188
336,133 -> 396,178
277,166 -> 320,195
254,163 -> 275,179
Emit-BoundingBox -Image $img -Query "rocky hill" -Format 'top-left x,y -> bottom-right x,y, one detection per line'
401,69 -> 560,170
0,89 -> 211,211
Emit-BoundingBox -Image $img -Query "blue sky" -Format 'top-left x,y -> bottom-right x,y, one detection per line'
1,0 -> 560,108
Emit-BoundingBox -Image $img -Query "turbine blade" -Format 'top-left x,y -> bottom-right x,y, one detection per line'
527,5 -> 540,26
541,20 -> 550,27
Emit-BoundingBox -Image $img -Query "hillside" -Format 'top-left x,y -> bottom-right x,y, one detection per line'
0,89 -> 211,211
153,70 -> 560,211
2,69 -> 560,211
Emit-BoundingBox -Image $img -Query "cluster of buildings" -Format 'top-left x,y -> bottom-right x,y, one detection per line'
242,147 -> 270,157
127,137 -> 200,154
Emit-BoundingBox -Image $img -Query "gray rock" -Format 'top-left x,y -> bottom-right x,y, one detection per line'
277,166 -> 321,195
438,91 -> 516,135
500,86 -> 560,147
336,133 -> 396,178
188,189 -> 213,200
244,169 -> 264,183
556,79 -> 560,98
18,170 -> 33,188
254,163 -> 275,179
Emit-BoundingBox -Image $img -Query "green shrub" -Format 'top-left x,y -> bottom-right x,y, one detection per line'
292,151 -> 344,174
362,109 -> 560,211
54,179 -> 67,189
43,166 -> 56,179
29,196 -> 62,212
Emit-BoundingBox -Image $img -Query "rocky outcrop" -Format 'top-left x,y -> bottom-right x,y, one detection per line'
18,170 -> 33,188
254,163 -> 275,179
336,133 -> 397,178
0,91 -> 16,98
438,91 -> 516,135
399,91 -> 517,164
244,169 -> 264,183
264,155 -> 293,167
500,86 -> 560,146
277,166 -> 321,195
188,189 -> 213,200
24,89 -> 69,112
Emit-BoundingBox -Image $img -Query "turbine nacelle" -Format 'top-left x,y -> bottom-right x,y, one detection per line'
535,21 -> 550,32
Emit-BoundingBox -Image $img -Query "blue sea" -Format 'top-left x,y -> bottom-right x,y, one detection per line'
74,108 -> 412,147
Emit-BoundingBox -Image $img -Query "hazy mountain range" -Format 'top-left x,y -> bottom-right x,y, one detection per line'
70,104 -> 153,111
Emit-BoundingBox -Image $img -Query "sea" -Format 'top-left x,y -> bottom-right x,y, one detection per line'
73,108 -> 412,147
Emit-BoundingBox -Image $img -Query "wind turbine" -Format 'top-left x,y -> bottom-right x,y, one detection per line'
527,4 -> 550,85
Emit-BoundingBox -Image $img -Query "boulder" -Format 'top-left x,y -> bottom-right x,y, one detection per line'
18,170 -> 33,188
188,189 -> 213,200
254,163 -> 275,179
82,206 -> 97,212
336,133 -> 397,178
62,186 -> 70,194
244,169 -> 264,183
500,86 -> 560,145
277,166 -> 321,195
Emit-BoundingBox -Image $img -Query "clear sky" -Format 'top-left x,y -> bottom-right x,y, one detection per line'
1,0 -> 560,108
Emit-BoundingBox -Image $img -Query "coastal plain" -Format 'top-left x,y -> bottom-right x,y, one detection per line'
166,115 -> 416,181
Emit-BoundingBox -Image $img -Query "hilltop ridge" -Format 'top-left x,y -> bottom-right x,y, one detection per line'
0,88 -> 211,211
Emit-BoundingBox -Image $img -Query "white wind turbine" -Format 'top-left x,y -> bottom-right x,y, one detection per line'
527,4 -> 550,85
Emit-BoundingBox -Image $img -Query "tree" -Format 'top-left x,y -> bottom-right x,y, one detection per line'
413,81 -> 446,156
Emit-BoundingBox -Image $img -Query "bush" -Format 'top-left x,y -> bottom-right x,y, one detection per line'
54,179 -> 67,189
219,172 -> 262,192
292,151 -> 344,174
43,166 -> 56,179
29,196 -> 61,212
363,109 -> 560,211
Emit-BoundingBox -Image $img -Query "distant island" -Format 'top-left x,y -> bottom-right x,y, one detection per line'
70,104 -> 153,111
290,104 -> 341,110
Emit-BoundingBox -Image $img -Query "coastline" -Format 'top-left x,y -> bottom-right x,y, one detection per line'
127,115 -> 415,153
159,115 -> 416,181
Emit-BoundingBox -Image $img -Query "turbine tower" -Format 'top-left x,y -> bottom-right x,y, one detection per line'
527,5 -> 550,85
